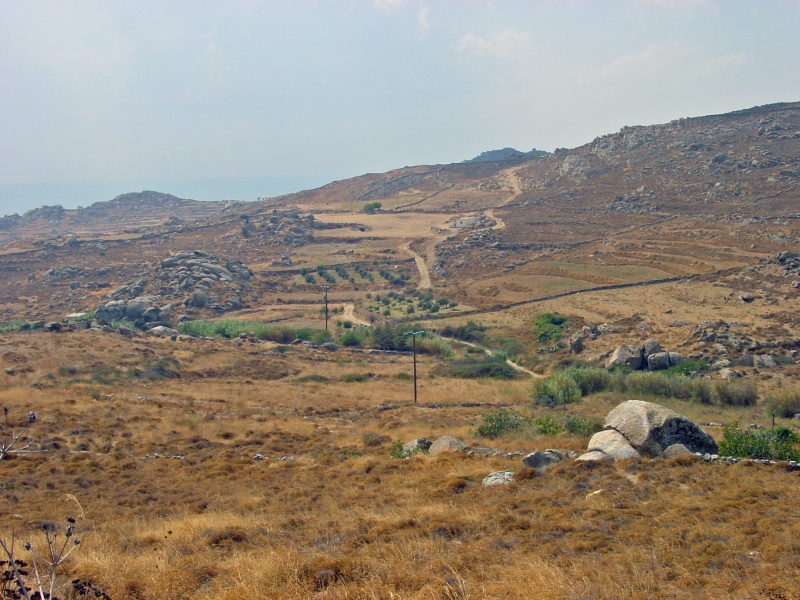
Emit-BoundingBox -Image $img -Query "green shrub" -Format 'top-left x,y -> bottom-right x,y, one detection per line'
475,409 -> 526,438
533,416 -> 563,436
718,423 -> 800,461
389,440 -> 422,459
362,202 -> 382,214
563,414 -> 604,437
339,330 -> 366,347
530,371 -> 581,407
664,359 -> 709,376
533,313 -> 568,344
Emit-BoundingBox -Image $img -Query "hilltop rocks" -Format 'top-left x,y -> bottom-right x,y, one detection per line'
606,339 -> 685,372
95,250 -> 253,325
606,344 -> 644,370
578,400 -> 717,462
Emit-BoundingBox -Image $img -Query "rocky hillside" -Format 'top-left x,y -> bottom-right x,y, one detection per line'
0,190 -> 241,242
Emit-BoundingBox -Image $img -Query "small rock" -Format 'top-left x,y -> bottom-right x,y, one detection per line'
575,450 -> 613,462
522,450 -> 564,469
482,471 -> 515,487
428,436 -> 467,456
403,438 -> 432,454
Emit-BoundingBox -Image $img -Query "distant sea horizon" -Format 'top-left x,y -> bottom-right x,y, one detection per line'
0,175 -> 337,219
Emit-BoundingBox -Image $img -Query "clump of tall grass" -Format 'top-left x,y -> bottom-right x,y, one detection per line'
415,334 -> 453,358
713,379 -> 758,407
530,370 -> 581,406
530,365 -> 754,407
765,386 -> 800,418
435,356 -> 519,380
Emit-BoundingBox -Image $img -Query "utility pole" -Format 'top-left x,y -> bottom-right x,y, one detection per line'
320,285 -> 330,332
403,330 -> 425,404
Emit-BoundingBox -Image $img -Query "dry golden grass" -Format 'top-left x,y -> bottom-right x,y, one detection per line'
0,331 -> 798,598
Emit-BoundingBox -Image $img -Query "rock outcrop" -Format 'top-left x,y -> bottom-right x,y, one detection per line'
578,400 -> 717,461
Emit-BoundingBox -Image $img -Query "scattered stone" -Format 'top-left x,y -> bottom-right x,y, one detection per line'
739,292 -> 756,303
320,342 -> 340,352
522,450 -> 564,469
575,450 -> 613,462
663,444 -> 692,458
428,436 -> 467,456
148,326 -> 179,337
403,438 -> 432,454
482,471 -> 515,486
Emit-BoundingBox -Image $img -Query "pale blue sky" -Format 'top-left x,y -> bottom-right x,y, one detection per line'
1,0 -> 799,216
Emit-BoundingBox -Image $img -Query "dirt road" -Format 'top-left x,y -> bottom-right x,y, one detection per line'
401,241 -> 432,289
456,339 -> 541,379
342,303 -> 371,327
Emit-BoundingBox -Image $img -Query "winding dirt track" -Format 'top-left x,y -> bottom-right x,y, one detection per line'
456,339 -> 541,379
342,303 -> 371,327
399,164 -> 522,290
401,241 -> 432,289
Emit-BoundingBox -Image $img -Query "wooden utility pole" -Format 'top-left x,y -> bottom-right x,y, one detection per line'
320,285 -> 330,331
403,330 -> 425,404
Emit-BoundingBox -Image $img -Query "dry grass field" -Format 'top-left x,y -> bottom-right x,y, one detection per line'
0,326 -> 799,599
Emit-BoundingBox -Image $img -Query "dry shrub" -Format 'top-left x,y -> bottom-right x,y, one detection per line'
443,478 -> 470,494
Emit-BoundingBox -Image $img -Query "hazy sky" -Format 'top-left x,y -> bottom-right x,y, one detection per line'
1,0 -> 799,216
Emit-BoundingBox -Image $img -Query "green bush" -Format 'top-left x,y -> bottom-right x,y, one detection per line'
718,423 -> 800,461
362,202 -> 382,214
530,371 -> 581,407
475,409 -> 527,438
664,359 -> 709,376
533,313 -> 568,344
563,414 -> 604,437
533,416 -> 563,436
339,330 -> 367,347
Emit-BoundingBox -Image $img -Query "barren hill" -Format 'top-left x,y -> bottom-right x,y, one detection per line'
0,190 -> 240,242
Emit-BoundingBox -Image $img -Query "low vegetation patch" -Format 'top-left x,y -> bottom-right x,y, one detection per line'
475,409 -> 603,439
718,423 -> 800,461
530,366 -> 756,407
434,356 -> 519,380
